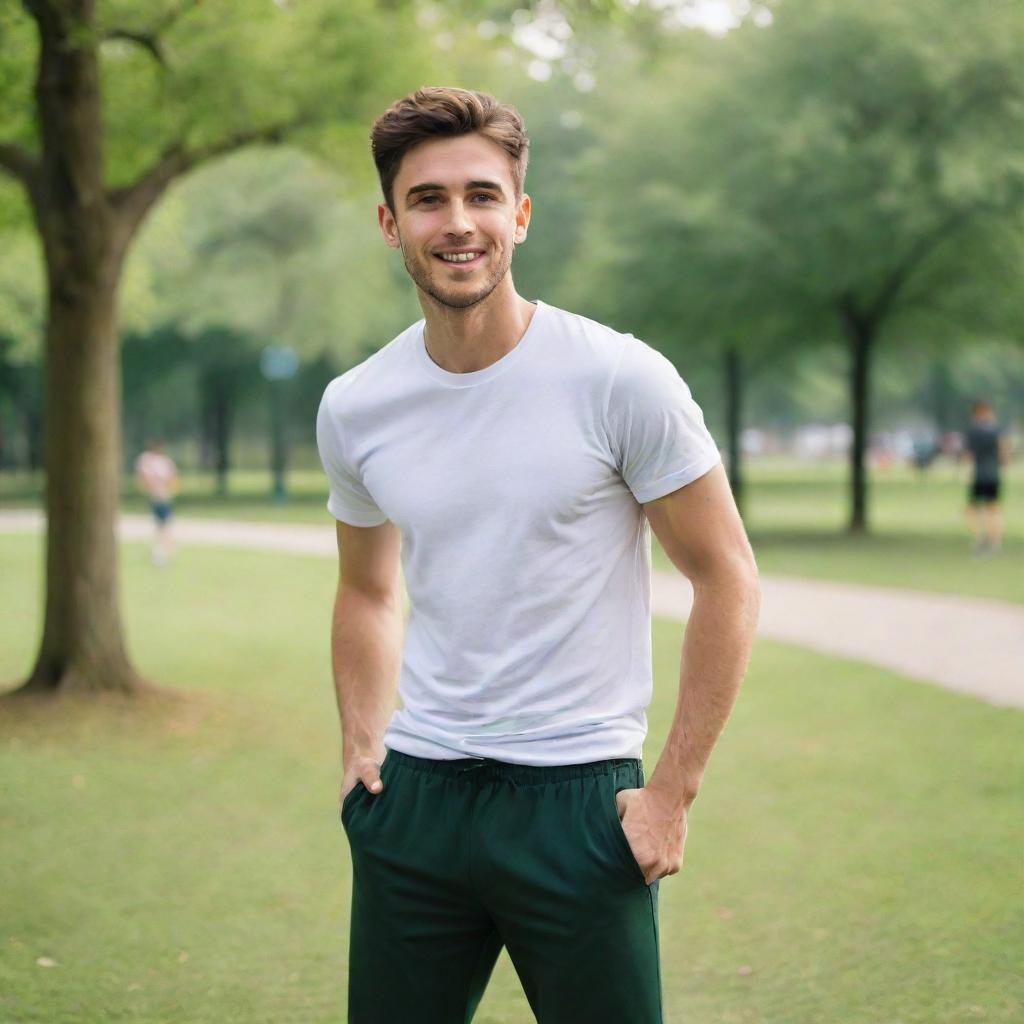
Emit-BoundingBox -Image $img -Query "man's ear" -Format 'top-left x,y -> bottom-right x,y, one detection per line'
378,202 -> 401,249
514,192 -> 531,244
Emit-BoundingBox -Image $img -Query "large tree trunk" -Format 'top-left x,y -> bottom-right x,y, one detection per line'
841,302 -> 875,536
24,258 -> 138,693
723,346 -> 744,517
15,1 -> 142,695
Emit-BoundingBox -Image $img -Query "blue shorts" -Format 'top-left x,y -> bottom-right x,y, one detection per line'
150,500 -> 174,524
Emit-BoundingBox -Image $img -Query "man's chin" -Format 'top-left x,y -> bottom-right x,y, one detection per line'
422,278 -> 503,310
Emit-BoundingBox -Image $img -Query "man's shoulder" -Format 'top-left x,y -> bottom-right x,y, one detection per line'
535,303 -> 691,405
534,302 -> 642,391
320,320 -> 422,410
539,301 -> 634,351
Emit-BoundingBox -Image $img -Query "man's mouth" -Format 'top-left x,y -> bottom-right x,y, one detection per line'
434,250 -> 485,265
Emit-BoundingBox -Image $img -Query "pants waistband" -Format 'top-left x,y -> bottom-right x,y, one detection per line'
385,748 -> 642,784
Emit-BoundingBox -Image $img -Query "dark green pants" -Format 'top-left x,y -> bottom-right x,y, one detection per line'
341,748 -> 663,1023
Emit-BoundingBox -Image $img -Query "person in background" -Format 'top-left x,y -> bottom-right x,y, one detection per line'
964,400 -> 1009,554
134,438 -> 179,566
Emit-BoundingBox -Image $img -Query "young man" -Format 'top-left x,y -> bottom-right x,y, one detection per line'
964,399 -> 1009,554
316,87 -> 760,1023
133,438 -> 179,566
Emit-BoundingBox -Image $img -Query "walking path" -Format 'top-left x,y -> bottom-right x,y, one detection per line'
3,509 -> 1022,710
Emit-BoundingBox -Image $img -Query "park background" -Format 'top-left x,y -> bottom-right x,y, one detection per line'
1,1 -> 1021,1022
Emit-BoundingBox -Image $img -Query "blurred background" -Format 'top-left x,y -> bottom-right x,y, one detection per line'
1,0 -> 1022,545
1,2 -> 1021,1022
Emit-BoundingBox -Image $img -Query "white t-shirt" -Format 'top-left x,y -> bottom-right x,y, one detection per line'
134,451 -> 177,502
316,300 -> 721,766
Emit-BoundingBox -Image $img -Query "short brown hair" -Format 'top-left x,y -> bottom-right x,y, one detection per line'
371,87 -> 529,211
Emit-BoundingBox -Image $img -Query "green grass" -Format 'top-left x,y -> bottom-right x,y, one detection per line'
2,459 -> 1021,602
1,536 -> 1021,1023
737,460 -> 1023,604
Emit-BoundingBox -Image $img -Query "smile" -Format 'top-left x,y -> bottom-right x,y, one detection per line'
435,251 -> 485,265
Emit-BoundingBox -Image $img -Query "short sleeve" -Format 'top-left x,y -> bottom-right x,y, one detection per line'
315,384 -> 388,527
606,337 -> 721,504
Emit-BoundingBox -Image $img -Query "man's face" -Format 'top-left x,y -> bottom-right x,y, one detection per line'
378,133 -> 530,310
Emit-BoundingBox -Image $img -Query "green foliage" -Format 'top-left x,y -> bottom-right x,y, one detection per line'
91,0 -> 430,188
570,0 -> 1024,361
0,1 -> 435,196
0,227 -> 42,360
126,146 -> 421,364
0,0 -> 35,152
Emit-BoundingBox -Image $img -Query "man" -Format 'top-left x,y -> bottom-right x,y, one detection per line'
316,87 -> 760,1023
133,438 -> 179,566
964,399 -> 1009,554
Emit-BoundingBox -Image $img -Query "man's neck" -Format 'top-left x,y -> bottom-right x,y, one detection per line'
419,278 -> 537,375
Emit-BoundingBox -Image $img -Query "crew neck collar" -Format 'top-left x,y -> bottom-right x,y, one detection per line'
414,300 -> 544,389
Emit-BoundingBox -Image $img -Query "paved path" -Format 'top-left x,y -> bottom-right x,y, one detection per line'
3,509 -> 1022,710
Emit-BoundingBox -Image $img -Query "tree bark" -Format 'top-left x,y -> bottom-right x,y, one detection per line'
840,301 -> 875,536
723,346 -> 744,517
15,1 -> 140,695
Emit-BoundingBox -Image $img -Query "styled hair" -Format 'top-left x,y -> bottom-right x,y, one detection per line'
371,87 -> 529,211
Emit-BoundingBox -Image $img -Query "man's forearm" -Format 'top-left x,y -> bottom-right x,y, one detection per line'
647,565 -> 760,810
331,585 -> 404,769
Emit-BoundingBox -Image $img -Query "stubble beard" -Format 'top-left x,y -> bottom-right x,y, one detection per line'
400,235 -> 515,310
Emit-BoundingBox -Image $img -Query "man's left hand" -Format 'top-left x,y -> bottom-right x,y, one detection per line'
615,786 -> 689,885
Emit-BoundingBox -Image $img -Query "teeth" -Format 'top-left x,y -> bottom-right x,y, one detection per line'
439,252 -> 479,262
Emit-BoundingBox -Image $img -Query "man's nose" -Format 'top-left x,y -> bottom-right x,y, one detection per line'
445,198 -> 473,235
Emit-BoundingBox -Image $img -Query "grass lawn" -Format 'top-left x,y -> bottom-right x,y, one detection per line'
732,459 -> 1023,605
1,536 -> 1020,1023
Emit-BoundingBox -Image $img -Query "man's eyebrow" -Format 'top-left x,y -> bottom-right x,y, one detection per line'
405,180 -> 507,200
406,183 -> 446,198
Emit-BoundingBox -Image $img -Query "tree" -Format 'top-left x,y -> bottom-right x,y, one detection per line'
0,0 -> 427,695
684,0 -> 1024,533
554,27 -> 793,515
572,0 -> 1024,532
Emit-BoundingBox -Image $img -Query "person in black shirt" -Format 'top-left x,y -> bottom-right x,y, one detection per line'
964,400 -> 1009,553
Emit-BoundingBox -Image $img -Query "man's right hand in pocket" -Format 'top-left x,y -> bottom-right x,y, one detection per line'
339,754 -> 385,813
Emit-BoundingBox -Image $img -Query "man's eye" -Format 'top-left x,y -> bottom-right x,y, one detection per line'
472,193 -> 497,202
417,195 -> 440,205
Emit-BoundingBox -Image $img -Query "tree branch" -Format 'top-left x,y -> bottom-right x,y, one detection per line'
150,0 -> 206,34
0,142 -> 39,188
104,28 -> 167,68
108,120 -> 298,247
102,0 -> 204,69
867,204 -> 980,325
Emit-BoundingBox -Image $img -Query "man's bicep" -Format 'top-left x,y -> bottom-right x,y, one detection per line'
642,464 -> 756,582
335,519 -> 402,603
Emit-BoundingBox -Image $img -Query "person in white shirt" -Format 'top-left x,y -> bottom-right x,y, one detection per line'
133,439 -> 179,566
316,87 -> 760,1024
